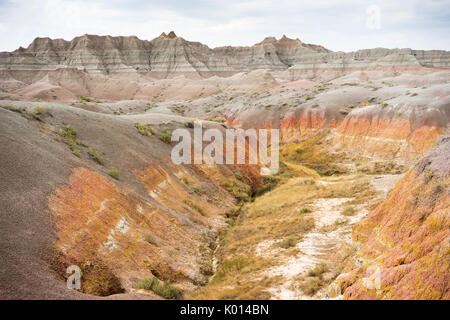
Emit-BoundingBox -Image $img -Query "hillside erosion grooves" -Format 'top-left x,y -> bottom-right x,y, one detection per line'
328,136 -> 449,300
47,159 -> 263,297
188,129 -> 411,299
1,93 -> 447,299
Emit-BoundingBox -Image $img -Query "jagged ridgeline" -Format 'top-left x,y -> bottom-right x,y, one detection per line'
0,31 -> 448,77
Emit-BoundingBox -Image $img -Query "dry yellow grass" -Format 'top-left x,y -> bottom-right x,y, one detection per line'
280,130 -> 348,176
190,161 -> 379,299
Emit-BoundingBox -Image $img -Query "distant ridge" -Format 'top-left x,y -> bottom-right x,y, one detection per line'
0,32 -> 449,77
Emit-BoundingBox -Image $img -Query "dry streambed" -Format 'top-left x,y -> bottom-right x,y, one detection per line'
191,172 -> 402,299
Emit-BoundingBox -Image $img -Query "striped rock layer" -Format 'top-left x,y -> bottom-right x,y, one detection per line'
1,32 -> 449,78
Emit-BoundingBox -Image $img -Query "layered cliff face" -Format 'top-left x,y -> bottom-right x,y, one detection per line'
333,84 -> 450,161
328,137 -> 449,299
0,32 -> 329,77
1,32 -> 449,79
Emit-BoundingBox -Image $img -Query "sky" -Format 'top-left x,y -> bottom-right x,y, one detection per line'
0,0 -> 449,52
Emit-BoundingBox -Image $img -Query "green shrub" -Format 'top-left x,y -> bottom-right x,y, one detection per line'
79,96 -> 92,102
221,178 -> 252,201
159,129 -> 172,144
59,125 -> 80,157
108,167 -> 119,180
162,281 -> 181,300
134,123 -> 152,136
88,148 -> 104,165
33,106 -> 51,120
255,176 -> 278,196
133,277 -> 181,300
298,208 -> 312,214
305,95 -> 312,100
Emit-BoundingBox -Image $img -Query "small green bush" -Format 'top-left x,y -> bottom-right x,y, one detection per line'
108,167 -> 119,180
79,96 -> 92,102
159,129 -> 172,144
33,106 -> 51,120
298,208 -> 312,214
255,176 -> 278,196
88,148 -> 104,165
59,125 -> 80,157
135,123 -> 152,136
133,277 -> 180,300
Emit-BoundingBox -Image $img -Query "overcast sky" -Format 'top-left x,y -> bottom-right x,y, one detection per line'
0,0 -> 449,52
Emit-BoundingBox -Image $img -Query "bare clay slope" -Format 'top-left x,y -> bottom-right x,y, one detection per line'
0,101 -> 261,299
329,137 -> 449,299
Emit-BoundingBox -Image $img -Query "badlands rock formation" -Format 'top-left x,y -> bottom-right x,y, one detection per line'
0,32 -> 448,78
329,137 -> 449,299
0,32 -> 329,76
0,33 -> 449,300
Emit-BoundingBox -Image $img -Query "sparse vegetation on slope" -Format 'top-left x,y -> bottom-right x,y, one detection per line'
133,277 -> 181,300
135,122 -> 155,136
108,167 -> 119,180
88,147 -> 104,165
159,129 -> 172,144
59,125 -> 80,157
